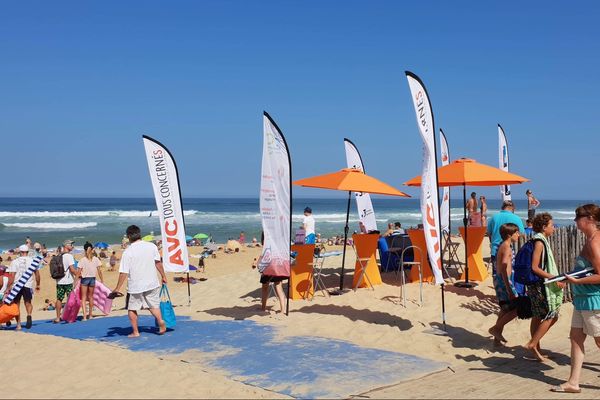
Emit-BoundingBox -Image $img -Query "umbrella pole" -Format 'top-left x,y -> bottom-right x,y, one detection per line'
455,184 -> 475,288
464,184 -> 468,283
187,272 -> 191,306
286,278 -> 290,316
339,191 -> 352,291
441,283 -> 446,331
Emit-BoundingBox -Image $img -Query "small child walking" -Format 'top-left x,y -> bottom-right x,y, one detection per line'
488,223 -> 520,345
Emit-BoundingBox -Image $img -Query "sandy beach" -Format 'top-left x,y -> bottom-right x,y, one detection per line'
2,238 -> 598,399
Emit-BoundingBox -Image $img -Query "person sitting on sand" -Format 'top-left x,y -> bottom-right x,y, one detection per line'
225,239 -> 241,254
111,225 -> 167,338
524,213 -> 565,361
42,298 -> 55,311
488,223 -> 520,345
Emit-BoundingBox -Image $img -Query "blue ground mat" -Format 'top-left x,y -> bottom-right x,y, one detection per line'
24,316 -> 445,398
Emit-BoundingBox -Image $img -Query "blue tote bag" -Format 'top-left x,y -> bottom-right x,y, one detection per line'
157,284 -> 176,329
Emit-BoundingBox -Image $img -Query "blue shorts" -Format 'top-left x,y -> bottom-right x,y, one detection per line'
81,277 -> 96,287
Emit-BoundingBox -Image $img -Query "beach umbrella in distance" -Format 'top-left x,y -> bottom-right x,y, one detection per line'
94,242 -> 109,249
293,168 -> 411,291
142,234 -> 154,242
193,233 -> 209,239
404,158 -> 529,287
185,235 -> 193,242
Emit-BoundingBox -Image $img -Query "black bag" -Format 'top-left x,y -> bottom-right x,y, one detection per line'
49,254 -> 65,280
516,296 -> 533,320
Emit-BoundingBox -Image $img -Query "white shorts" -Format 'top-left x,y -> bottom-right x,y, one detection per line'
128,287 -> 161,311
571,309 -> 600,337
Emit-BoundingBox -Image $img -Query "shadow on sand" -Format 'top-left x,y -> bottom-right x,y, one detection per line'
429,322 -> 600,389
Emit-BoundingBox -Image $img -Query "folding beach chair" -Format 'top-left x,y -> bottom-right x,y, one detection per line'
352,243 -> 374,291
442,230 -> 461,278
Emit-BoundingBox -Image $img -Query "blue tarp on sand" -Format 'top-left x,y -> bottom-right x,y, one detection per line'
25,316 -> 445,398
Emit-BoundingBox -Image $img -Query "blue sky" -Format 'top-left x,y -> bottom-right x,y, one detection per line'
1,1 -> 598,200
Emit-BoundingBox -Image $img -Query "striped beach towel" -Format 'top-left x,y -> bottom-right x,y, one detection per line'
3,256 -> 43,304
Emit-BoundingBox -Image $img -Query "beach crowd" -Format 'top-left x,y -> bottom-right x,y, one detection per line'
2,195 -> 600,394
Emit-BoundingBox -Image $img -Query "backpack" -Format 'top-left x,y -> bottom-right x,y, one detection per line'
513,238 -> 548,285
49,253 -> 66,280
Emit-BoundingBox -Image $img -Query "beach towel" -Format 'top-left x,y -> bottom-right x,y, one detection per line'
62,282 -> 81,323
93,281 -> 113,315
156,284 -> 176,329
3,256 -> 43,305
534,233 -> 563,313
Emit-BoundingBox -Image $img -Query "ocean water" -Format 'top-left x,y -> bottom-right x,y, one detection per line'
0,197 -> 592,250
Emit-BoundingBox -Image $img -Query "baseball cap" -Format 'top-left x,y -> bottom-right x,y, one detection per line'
63,240 -> 75,246
18,244 -> 29,252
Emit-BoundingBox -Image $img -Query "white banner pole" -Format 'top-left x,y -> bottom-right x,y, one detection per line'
344,138 -> 377,232
498,124 -> 512,201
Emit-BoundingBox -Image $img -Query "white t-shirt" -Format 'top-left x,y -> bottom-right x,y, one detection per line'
57,253 -> 75,285
303,215 -> 316,236
0,275 -> 9,296
8,256 -> 35,289
119,241 -> 161,294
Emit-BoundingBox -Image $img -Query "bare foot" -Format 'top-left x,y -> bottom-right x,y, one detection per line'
488,327 -> 507,343
15,325 -> 22,331
158,320 -> 167,335
128,332 -> 141,338
524,342 -> 547,362
52,318 -> 60,324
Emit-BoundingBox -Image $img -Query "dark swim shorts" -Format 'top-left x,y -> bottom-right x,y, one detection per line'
260,275 -> 286,284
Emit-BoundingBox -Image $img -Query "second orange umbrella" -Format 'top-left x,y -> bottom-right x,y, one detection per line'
404,158 -> 528,287
294,168 -> 410,291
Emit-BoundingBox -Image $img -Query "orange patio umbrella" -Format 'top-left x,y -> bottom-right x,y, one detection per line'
404,158 -> 529,287
294,168 -> 410,291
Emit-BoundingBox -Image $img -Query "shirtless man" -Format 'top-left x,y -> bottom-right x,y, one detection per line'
526,189 -> 541,220
466,192 -> 478,222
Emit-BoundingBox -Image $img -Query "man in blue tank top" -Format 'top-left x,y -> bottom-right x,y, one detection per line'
487,200 -> 525,274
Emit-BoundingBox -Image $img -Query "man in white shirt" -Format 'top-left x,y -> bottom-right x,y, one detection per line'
7,244 -> 40,330
303,207 -> 316,244
112,225 -> 167,337
54,240 -> 78,324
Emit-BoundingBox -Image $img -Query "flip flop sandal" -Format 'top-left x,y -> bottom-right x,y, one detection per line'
550,385 -> 581,393
107,291 -> 124,300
